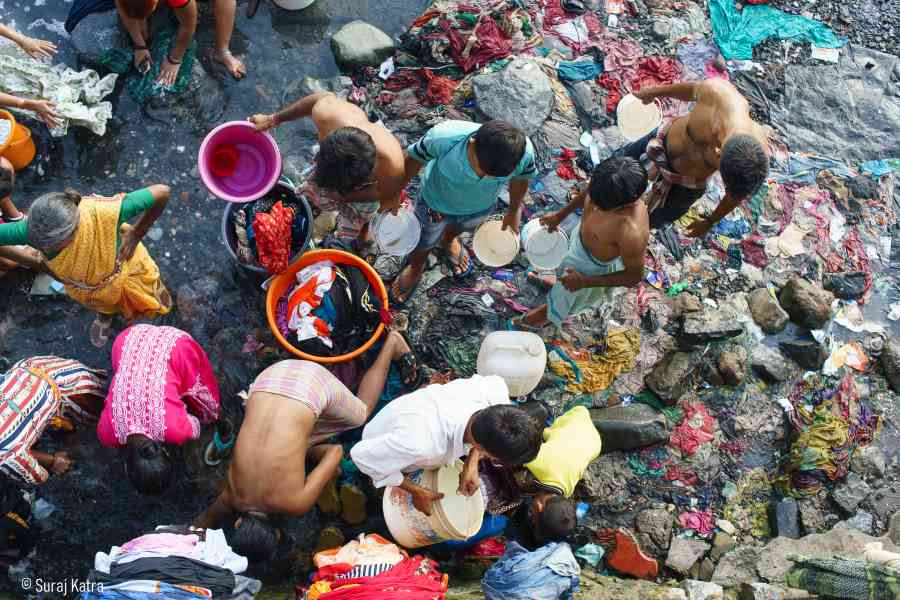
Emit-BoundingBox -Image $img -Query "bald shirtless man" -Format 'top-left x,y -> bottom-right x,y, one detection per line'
618,78 -> 769,237
193,332 -> 415,562
250,93 -> 406,254
519,156 -> 649,327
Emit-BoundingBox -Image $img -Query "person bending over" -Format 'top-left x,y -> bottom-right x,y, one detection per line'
616,78 -> 769,236
193,332 -> 417,562
250,92 -> 406,255
115,0 -> 245,82
350,374 -> 543,517
520,156 -> 649,327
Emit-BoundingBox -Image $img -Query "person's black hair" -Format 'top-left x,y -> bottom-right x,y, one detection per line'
472,120 -> 527,177
0,161 -> 13,199
588,156 -> 648,210
536,495 -> 577,542
314,127 -> 376,196
125,435 -> 173,495
720,133 -> 769,200
230,513 -> 279,563
471,405 -> 542,465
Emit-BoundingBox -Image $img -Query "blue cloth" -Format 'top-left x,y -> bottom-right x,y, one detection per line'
65,0 -> 115,33
482,541 -> 580,600
413,194 -> 496,251
860,159 -> 900,177
772,152 -> 857,184
407,121 -> 538,216
556,59 -> 603,82
710,0 -> 845,60
713,217 -> 751,239
81,581 -> 206,599
313,293 -> 338,327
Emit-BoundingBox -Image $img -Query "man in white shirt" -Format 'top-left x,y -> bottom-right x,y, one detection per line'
350,374 -> 543,516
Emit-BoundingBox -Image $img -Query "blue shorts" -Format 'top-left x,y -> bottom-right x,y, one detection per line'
413,198 -> 496,252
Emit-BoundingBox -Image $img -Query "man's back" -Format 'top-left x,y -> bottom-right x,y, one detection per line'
581,200 -> 649,264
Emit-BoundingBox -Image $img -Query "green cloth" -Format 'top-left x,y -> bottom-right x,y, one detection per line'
785,555 -> 900,600
634,390 -> 684,426
100,24 -> 196,104
709,0 -> 845,60
0,188 -> 155,250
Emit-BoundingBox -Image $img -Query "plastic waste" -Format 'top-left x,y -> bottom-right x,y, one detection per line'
477,331 -> 547,397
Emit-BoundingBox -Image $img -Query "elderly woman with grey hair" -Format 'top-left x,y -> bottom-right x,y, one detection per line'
0,184 -> 172,347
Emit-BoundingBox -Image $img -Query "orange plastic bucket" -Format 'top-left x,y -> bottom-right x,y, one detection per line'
265,249 -> 389,364
0,110 -> 36,171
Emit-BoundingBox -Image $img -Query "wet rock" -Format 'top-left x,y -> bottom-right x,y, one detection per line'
739,583 -> 810,600
822,271 -> 868,300
666,538 -> 710,575
879,339 -> 900,392
710,532 -> 735,561
716,346 -> 748,386
831,473 -> 870,514
645,352 -> 698,403
889,513 -> 900,545
591,404 -> 669,451
680,308 -> 743,345
682,580 -> 723,600
473,59 -> 554,135
750,344 -> 792,382
672,292 -> 703,317
797,497 -> 826,535
850,445 -> 887,479
778,339 -> 827,371
740,263 -> 764,290
330,21 -> 396,71
748,288 -> 789,334
71,12 -> 126,70
777,278 -> 834,330
770,498 -> 800,539
635,509 -> 674,558
834,511 -> 874,535
581,453 -> 633,507
699,558 -> 716,582
870,485 -> 900,522
712,547 -> 760,587
291,75 -> 353,99
651,21 -> 672,41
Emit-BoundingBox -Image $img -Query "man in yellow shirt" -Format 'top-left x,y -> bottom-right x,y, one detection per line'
520,405 -> 602,542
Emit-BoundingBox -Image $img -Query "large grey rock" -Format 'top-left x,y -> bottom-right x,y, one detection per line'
822,271 -> 867,300
666,538 -> 710,575
636,509 -> 674,558
739,583 -> 811,600
591,404 -> 669,451
71,11 -> 127,70
712,547 -> 761,587
778,339 -> 828,371
284,75 -> 353,104
716,347 -> 748,386
682,580 -> 723,600
645,352 -> 698,402
330,21 -> 395,71
710,532 -> 735,561
850,445 -> 887,479
831,472 -> 871,513
797,498 -> 826,535
672,293 -> 703,317
680,309 -> 743,345
770,498 -> 800,539
472,59 -> 554,135
870,485 -> 900,521
880,339 -> 900,392
778,278 -> 834,330
834,511 -> 874,534
750,344 -> 792,382
889,512 -> 900,545
748,288 -> 789,334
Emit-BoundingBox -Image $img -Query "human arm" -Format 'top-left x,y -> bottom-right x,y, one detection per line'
0,93 -> 61,128
284,444 -> 343,516
542,184 -> 587,232
559,230 -> 646,291
194,491 -> 234,529
114,0 -> 152,74
249,92 -> 336,132
501,179 -> 528,234
634,82 -> 700,103
157,2 -> 198,86
0,25 -> 57,59
458,446 -> 482,497
33,450 -> 73,476
117,185 -> 170,262
399,475 -> 444,516
685,191 -> 741,238
0,245 -> 46,272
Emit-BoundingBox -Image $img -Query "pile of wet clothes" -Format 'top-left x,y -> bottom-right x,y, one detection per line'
233,187 -> 310,275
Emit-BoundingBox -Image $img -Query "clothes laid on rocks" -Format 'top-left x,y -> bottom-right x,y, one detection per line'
407,120 -> 538,216
785,555 -> 900,600
94,528 -> 247,575
482,541 -> 580,600
546,330 -> 641,394
97,325 -> 220,447
546,224 -> 626,326
0,356 -> 106,485
523,406 -> 601,497
249,360 -> 367,446
107,556 -> 235,596
351,375 -> 509,488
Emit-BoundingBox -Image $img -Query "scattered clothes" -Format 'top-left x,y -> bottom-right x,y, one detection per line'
556,59 -> 603,82
313,534 -> 405,570
107,556 -> 235,596
547,329 -> 640,394
678,510 -> 716,535
669,401 -> 716,458
574,543 -> 604,567
482,541 -> 580,600
785,555 -> 900,600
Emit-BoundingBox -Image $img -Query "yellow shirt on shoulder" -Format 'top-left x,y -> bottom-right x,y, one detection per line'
524,406 -> 602,497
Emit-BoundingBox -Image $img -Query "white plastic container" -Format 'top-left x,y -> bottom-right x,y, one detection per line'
383,461 -> 485,549
473,218 -> 520,267
616,94 -> 662,141
372,209 -> 421,256
272,0 -> 316,9
520,218 -> 569,271
477,331 -> 547,397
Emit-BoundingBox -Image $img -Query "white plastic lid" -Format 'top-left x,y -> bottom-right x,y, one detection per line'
473,219 -> 520,267
617,94 -> 662,141
373,210 -> 421,257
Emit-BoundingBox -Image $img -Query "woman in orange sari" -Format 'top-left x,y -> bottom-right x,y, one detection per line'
0,185 -> 172,346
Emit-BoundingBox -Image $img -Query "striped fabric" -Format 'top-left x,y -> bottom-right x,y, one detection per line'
336,564 -> 395,580
1,357 -> 106,486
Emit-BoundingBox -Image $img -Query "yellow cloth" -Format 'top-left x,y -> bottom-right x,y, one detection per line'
307,581 -> 332,600
46,195 -> 170,320
524,406 -> 602,497
547,328 -> 641,393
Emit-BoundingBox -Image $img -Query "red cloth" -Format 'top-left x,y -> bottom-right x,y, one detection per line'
678,510 -> 715,534
669,400 -> 715,456
252,200 -> 295,275
423,70 -> 459,106
443,16 -> 512,72
469,537 -> 506,558
598,72 -> 625,113
319,556 -> 448,600
631,56 -> 683,92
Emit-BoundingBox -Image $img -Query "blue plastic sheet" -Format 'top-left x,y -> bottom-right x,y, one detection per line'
710,0 -> 845,60
557,59 -> 603,82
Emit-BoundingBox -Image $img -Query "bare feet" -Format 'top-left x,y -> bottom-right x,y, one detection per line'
213,48 -> 246,79
387,330 -> 412,360
441,236 -> 470,276
390,262 -> 424,305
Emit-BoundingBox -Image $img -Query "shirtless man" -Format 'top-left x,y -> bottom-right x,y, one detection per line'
115,0 -> 246,82
619,78 -> 769,237
250,93 -> 406,254
194,332 -> 416,562
520,156 -> 649,327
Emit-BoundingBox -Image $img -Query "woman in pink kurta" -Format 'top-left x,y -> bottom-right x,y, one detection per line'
97,324 -> 221,494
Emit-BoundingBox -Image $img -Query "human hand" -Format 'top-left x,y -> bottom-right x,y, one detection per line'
560,268 -> 586,292
686,217 -> 714,238
249,113 -> 278,133
501,209 -> 521,234
540,212 -> 563,233
51,451 -> 74,476
457,468 -> 480,497
411,487 -> 444,517
134,48 -> 152,75
156,57 -> 180,87
19,36 -> 57,60
26,99 -> 62,129
117,227 -> 140,263
634,88 -> 656,104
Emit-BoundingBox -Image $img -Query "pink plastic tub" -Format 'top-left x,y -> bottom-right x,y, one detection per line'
199,121 -> 282,203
